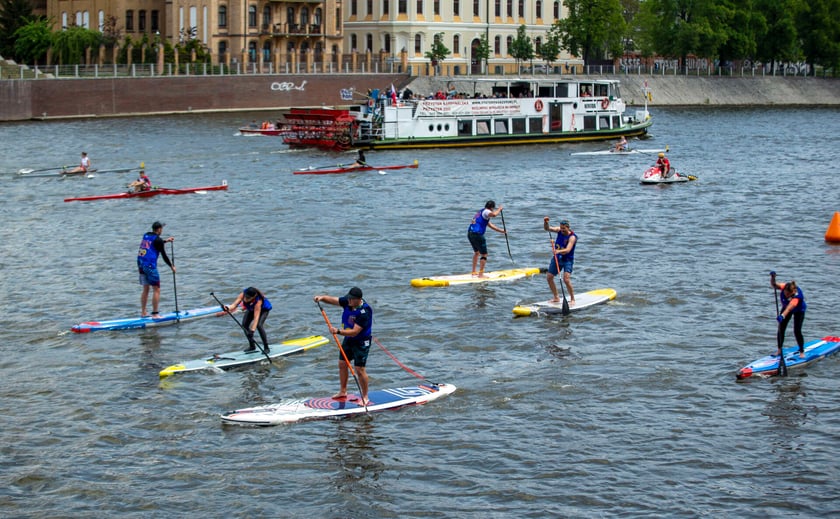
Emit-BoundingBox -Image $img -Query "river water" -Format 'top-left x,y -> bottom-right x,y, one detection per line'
1,106 -> 839,517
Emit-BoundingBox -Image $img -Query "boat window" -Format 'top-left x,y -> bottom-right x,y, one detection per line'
444,123 -> 450,131
598,115 -> 610,129
612,115 -> 621,128
529,117 -> 542,133
494,120 -> 508,134
476,120 -> 491,135
511,118 -> 526,134
537,86 -> 553,97
428,124 -> 434,132
583,115 -> 596,130
437,124 -> 443,131
594,84 -> 609,97
458,120 -> 473,136
555,83 -> 570,97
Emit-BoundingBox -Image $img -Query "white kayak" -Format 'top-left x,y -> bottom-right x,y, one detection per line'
513,288 -> 617,316
570,148 -> 667,156
639,166 -> 697,184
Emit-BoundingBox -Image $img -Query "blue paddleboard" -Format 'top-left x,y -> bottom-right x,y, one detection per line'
736,336 -> 840,379
71,305 -> 229,333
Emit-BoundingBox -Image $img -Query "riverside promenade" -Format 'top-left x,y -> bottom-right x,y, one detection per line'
1,73 -> 838,122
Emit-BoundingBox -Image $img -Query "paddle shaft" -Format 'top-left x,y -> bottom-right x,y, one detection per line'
170,241 -> 179,317
500,209 -> 514,263
210,292 -> 274,365
548,231 -> 571,315
316,300 -> 368,412
773,283 -> 788,377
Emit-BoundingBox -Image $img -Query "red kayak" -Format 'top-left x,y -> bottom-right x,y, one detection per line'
293,160 -> 419,175
64,182 -> 228,202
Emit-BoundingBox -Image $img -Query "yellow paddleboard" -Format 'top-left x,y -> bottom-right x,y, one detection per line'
411,267 -> 542,287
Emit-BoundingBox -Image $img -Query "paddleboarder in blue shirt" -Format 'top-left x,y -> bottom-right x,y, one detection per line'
467,200 -> 506,277
226,287 -> 272,353
771,272 -> 807,358
545,217 -> 577,305
137,221 -> 175,318
314,287 -> 373,405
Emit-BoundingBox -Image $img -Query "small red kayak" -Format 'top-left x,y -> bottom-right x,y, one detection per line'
64,181 -> 228,202
293,160 -> 419,175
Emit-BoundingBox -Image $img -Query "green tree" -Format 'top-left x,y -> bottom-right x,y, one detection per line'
537,21 -> 563,70
508,24 -> 534,71
796,0 -> 840,75
0,0 -> 36,58
51,25 -> 102,64
12,17 -> 52,66
424,32 -> 450,64
473,33 -> 491,74
635,0 -> 732,72
754,0 -> 799,74
717,0 -> 762,65
556,0 -> 626,66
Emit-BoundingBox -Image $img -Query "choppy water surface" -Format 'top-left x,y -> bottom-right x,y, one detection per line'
1,106 -> 839,517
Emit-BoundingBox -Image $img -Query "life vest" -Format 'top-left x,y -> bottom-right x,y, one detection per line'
468,209 -> 491,234
137,232 -> 159,268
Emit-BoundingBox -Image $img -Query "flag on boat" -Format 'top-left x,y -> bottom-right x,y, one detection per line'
390,84 -> 398,104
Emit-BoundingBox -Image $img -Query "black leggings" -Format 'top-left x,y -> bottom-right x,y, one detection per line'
777,311 -> 805,352
243,309 -> 270,347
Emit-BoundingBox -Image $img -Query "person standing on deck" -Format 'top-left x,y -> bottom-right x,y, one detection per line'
225,287 -> 272,354
771,272 -> 807,359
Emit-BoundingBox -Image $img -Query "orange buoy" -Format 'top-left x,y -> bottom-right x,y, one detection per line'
826,212 -> 840,243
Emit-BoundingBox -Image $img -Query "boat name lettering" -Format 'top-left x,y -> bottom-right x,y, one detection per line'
416,99 -> 521,117
270,80 -> 307,92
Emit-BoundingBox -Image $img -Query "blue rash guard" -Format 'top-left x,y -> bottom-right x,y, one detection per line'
468,209 -> 492,235
242,290 -> 272,312
137,232 -> 160,269
338,296 -> 373,367
780,286 -> 806,313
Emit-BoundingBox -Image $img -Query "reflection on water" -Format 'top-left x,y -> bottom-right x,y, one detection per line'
330,419 -> 385,491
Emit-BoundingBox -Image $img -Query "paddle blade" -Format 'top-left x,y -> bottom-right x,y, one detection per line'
561,298 -> 570,316
778,352 -> 788,377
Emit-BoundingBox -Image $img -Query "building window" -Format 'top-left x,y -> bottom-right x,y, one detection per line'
494,35 -> 500,55
263,6 -> 270,30
518,0 -> 524,17
383,0 -> 389,15
151,10 -> 159,32
453,35 -> 460,54
366,33 -> 372,52
473,0 -> 479,17
553,1 -> 559,19
351,0 -> 357,16
351,34 -> 357,51
495,0 -> 500,17
126,10 -> 134,31
415,34 -> 421,53
314,8 -> 322,26
138,10 -> 146,31
248,5 -> 257,27
218,6 -> 226,28
300,7 -> 309,25
287,7 -> 294,28
453,0 -> 459,16
98,10 -> 104,30
506,35 -> 512,55
384,34 -> 391,53
536,0 -> 542,18
434,0 -> 440,16
366,0 -> 372,15
535,37 -> 541,53
399,0 -> 407,14
417,0 -> 423,15
506,0 -> 512,17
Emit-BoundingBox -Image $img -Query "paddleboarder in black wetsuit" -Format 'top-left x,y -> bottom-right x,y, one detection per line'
226,287 -> 272,353
771,272 -> 807,358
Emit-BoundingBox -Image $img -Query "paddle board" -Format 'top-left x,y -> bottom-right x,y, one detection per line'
221,383 -> 456,426
411,267 -> 542,287
71,305 -> 232,333
159,335 -> 329,377
512,288 -> 617,316
736,336 -> 840,379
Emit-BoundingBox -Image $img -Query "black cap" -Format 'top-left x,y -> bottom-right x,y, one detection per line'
345,287 -> 363,299
152,221 -> 165,230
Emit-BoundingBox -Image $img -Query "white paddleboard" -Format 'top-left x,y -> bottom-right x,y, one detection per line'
221,383 -> 456,426
513,288 -> 617,316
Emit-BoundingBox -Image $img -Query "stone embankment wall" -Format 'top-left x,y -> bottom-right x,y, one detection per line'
408,74 -> 840,106
2,73 -> 838,122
